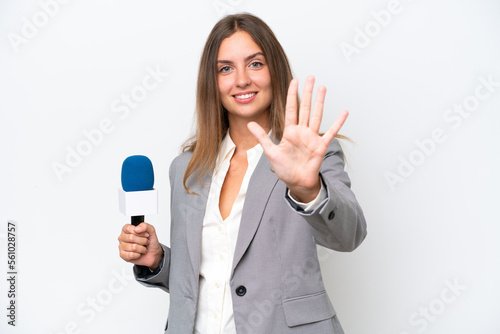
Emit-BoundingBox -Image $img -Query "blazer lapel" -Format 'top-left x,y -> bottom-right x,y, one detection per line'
185,173 -> 211,276
231,153 -> 279,276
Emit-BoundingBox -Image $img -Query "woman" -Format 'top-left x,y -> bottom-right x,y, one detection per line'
118,13 -> 366,334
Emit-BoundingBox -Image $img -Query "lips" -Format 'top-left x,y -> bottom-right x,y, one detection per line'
233,92 -> 257,103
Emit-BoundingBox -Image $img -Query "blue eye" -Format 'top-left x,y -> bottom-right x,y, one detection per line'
219,65 -> 231,73
250,61 -> 263,68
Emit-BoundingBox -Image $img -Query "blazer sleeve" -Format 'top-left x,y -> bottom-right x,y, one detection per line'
285,138 -> 367,252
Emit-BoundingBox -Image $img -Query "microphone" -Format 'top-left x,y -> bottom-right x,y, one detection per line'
118,155 -> 158,226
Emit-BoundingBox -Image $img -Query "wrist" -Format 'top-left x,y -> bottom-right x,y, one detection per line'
149,249 -> 164,271
288,178 -> 321,203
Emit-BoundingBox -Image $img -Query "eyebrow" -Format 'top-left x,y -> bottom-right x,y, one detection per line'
217,52 -> 265,64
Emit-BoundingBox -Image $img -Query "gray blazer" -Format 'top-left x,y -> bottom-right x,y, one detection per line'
134,139 -> 367,334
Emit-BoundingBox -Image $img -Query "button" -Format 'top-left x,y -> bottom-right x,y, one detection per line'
218,225 -> 223,232
219,254 -> 225,261
328,210 -> 335,220
215,282 -> 221,288
235,285 -> 246,296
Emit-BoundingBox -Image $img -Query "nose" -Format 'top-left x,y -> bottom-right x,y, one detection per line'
235,69 -> 251,88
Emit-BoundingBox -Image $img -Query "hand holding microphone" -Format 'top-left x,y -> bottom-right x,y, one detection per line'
118,222 -> 163,270
117,155 -> 163,270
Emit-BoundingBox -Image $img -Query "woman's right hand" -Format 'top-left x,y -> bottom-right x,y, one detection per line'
118,222 -> 163,270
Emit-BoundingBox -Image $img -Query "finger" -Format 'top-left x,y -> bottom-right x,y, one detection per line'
121,224 -> 134,234
322,110 -> 349,145
119,249 -> 142,262
120,242 -> 148,255
309,85 -> 326,133
136,222 -> 159,239
133,222 -> 150,234
285,79 -> 299,127
118,232 -> 150,246
298,76 -> 315,126
120,224 -> 147,238
119,224 -> 150,243
247,121 -> 275,154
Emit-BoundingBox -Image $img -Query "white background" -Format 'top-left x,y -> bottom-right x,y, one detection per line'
1,0 -> 499,333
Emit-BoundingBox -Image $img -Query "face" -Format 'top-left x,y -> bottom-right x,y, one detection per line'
217,30 -> 273,129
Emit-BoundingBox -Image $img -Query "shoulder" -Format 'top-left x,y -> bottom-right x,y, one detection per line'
327,137 -> 343,154
169,151 -> 193,181
170,151 -> 192,170
323,137 -> 345,164
321,137 -> 351,187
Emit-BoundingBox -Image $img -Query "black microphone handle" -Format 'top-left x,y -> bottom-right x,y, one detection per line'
131,215 -> 145,226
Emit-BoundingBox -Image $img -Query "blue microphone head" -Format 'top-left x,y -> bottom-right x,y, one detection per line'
121,155 -> 154,192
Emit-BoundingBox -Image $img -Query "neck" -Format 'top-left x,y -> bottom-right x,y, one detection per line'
228,117 -> 270,151
228,124 -> 260,151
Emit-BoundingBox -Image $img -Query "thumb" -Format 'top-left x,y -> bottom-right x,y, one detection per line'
247,122 -> 275,153
135,222 -> 158,241
322,110 -> 349,145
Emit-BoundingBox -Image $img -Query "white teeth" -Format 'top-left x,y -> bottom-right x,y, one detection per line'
235,93 -> 256,99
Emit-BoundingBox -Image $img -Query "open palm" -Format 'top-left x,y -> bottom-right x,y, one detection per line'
248,76 -> 348,203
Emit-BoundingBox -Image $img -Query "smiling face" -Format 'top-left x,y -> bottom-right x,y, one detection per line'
217,30 -> 273,130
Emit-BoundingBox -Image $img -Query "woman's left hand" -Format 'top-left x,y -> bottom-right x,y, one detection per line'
248,75 -> 348,203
